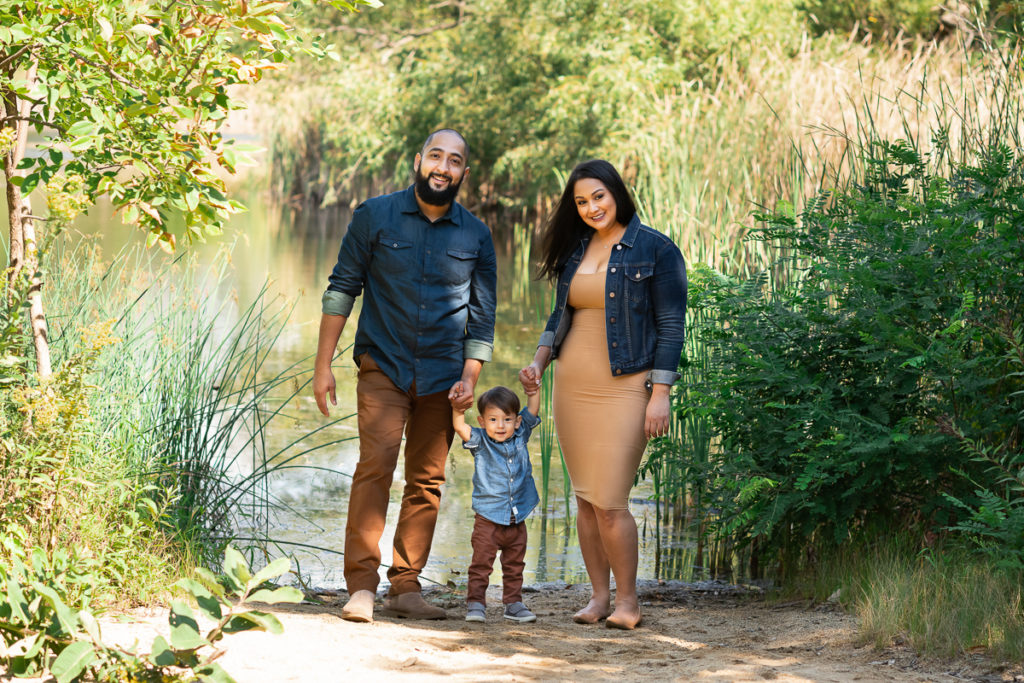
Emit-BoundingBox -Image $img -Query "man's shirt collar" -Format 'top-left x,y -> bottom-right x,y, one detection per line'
399,184 -> 462,226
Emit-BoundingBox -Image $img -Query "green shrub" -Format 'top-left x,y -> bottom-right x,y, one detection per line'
796,0 -> 1024,40
0,543 -> 301,683
685,138 -> 1024,573
796,0 -> 941,38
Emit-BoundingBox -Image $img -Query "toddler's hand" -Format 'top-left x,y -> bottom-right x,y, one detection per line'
448,380 -> 465,404
519,364 -> 541,396
449,379 -> 475,411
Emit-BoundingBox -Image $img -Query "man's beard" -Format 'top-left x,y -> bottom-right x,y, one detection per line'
415,167 -> 463,206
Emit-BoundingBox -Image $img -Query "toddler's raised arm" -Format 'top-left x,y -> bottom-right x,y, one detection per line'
451,404 -> 473,443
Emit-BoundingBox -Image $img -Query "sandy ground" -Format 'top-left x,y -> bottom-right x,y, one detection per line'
44,581 -> 1017,683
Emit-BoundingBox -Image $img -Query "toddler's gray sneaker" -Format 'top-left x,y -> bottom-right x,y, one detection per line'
465,601 -> 486,622
503,601 -> 536,623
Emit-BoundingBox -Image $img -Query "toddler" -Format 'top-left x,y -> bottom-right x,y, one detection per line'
452,385 -> 541,623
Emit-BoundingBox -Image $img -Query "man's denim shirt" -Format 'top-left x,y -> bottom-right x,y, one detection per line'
538,213 -> 687,385
322,185 -> 497,395
463,408 -> 541,525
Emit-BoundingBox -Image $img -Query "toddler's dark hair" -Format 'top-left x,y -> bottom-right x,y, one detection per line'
477,386 -> 520,415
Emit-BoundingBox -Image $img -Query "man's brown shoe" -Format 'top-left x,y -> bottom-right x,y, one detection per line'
340,589 -> 375,623
382,591 -> 447,620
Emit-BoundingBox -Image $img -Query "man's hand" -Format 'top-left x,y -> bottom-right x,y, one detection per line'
448,379 -> 475,412
313,366 -> 337,417
518,363 -> 542,396
313,313 -> 347,418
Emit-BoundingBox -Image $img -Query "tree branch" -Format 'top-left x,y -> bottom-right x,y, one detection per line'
0,44 -> 33,72
66,48 -> 136,87
317,1 -> 465,51
0,114 -> 53,130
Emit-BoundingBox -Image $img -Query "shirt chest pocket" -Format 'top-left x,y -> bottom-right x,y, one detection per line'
438,247 -> 479,285
375,234 -> 413,274
622,262 -> 655,303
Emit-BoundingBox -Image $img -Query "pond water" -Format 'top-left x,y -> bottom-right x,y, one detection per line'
66,181 -> 700,591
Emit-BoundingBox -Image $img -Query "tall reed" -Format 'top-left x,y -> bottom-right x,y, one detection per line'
43,237 -> 358,568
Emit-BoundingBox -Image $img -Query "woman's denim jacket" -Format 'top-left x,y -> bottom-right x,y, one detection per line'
537,214 -> 687,385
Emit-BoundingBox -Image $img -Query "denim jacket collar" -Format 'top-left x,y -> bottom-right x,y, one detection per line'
617,213 -> 643,248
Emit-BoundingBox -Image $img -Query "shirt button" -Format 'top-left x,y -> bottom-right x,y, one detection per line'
635,273 -> 641,279
609,292 -> 615,298
420,304 -> 426,309
615,368 -> 622,375
616,245 -> 622,250
612,342 -> 618,348
609,317 -> 616,323
393,243 -> 398,247
610,267 -> 616,273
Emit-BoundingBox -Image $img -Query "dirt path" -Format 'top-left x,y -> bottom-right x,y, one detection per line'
89,581 -> 1019,683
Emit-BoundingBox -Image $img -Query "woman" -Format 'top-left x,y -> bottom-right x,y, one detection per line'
520,159 -> 686,630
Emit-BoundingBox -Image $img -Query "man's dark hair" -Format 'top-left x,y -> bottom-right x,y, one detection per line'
536,159 -> 638,281
422,128 -> 470,164
477,386 -> 520,415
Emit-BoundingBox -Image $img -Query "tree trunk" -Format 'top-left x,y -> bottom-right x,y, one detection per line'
2,76 -> 25,298
3,60 -> 50,378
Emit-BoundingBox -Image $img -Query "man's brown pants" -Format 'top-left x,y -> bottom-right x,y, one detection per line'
466,514 -> 528,605
344,355 -> 455,596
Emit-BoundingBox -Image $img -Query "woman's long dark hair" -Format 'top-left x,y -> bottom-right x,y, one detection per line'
536,159 -> 637,281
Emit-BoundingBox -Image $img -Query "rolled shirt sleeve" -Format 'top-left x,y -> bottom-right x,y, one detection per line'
322,290 -> 355,317
464,338 -> 493,362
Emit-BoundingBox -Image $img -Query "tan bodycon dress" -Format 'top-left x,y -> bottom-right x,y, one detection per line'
553,271 -> 649,510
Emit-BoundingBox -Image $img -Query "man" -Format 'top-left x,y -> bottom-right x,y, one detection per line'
313,129 -> 496,623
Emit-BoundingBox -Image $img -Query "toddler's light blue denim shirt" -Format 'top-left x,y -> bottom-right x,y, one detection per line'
462,408 -> 541,525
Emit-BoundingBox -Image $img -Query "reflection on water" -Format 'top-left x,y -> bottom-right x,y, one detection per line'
76,184 -> 703,590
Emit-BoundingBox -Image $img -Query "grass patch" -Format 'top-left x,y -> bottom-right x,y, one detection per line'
852,547 -> 1024,660
784,539 -> 1024,660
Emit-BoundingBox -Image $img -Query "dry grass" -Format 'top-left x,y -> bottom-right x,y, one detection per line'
632,34 -> 1024,274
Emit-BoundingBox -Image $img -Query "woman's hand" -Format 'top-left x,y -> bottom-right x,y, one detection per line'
644,384 -> 672,439
519,362 -> 543,396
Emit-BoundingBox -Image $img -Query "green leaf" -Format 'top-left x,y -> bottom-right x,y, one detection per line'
176,579 -> 224,622
250,557 -> 291,587
130,24 -> 161,36
77,609 -> 102,643
195,661 -> 237,683
4,572 -> 29,622
8,23 -> 30,41
194,568 -> 227,599
185,188 -> 199,212
66,120 -> 98,137
170,623 -> 210,651
246,586 -> 303,605
17,174 -> 37,194
97,17 -> 113,42
150,635 -> 176,667
222,610 -> 283,635
31,582 -> 78,634
169,599 -> 199,628
66,136 -> 96,152
222,546 -> 251,592
51,641 -> 96,683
